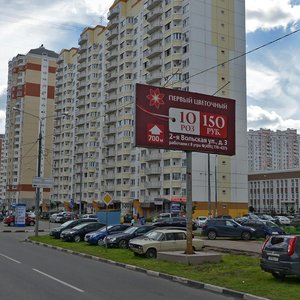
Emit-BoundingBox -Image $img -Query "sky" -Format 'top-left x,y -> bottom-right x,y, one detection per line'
0,0 -> 300,134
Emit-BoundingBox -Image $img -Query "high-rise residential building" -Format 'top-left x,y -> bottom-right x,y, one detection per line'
0,134 -> 5,206
53,0 -> 247,217
248,128 -> 300,172
1,46 -> 58,209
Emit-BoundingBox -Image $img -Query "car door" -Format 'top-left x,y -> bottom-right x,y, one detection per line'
223,220 -> 240,237
159,233 -> 177,251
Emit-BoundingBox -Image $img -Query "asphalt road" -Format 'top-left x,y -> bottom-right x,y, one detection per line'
0,231 -> 235,300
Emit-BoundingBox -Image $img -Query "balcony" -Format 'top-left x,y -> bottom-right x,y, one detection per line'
105,115 -> 117,124
107,39 -> 118,51
146,59 -> 162,72
107,17 -> 119,30
147,21 -> 162,35
145,153 -> 162,161
103,126 -> 116,135
78,53 -> 87,63
103,137 -> 116,146
145,167 -> 162,175
106,61 -> 118,71
147,7 -> 163,22
145,181 -> 161,189
107,6 -> 120,20
78,31 -> 88,45
106,49 -> 118,61
146,46 -> 163,59
107,28 -> 119,40
105,71 -> 118,82
147,32 -> 163,47
106,103 -> 117,113
146,72 -> 162,84
105,82 -> 118,92
147,0 -> 161,10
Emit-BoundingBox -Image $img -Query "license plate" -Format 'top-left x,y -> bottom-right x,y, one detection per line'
268,256 -> 278,262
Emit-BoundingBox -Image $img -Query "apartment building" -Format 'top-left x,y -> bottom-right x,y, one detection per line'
53,0 -> 248,217
1,46 -> 58,209
0,134 -> 5,206
248,128 -> 300,172
249,169 -> 300,215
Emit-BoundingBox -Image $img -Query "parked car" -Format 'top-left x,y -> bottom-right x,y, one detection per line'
49,213 -> 59,223
60,222 -> 105,242
104,225 -> 156,248
152,217 -> 197,230
3,213 -> 35,226
50,218 -> 98,239
194,216 -> 208,228
274,216 -> 291,226
201,218 -> 256,240
129,229 -> 204,258
80,214 -> 98,221
261,235 -> 300,280
54,212 -> 77,223
258,214 -> 276,222
85,224 -> 130,245
239,220 -> 285,239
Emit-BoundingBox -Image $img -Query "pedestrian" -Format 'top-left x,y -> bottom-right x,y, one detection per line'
131,217 -> 135,226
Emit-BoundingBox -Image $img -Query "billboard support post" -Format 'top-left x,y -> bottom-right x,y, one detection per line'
185,151 -> 194,254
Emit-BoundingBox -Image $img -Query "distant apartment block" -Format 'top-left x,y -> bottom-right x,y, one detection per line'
248,128 -> 300,172
1,46 -> 58,209
249,169 -> 300,215
52,0 -> 248,217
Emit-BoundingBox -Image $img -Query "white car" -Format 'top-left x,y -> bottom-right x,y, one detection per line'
129,229 -> 204,258
195,216 -> 208,228
274,216 -> 291,225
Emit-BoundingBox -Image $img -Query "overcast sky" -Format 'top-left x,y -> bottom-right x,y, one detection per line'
0,0 -> 300,134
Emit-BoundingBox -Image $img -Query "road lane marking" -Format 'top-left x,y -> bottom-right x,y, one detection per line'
0,253 -> 21,264
32,268 -> 84,293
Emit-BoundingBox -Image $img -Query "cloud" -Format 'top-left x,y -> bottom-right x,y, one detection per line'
247,105 -> 300,131
246,0 -> 300,32
0,110 -> 5,134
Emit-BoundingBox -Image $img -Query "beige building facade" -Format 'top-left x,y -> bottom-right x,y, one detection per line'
2,46 -> 58,209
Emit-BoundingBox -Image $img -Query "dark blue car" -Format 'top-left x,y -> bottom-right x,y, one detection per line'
240,220 -> 285,239
202,218 -> 256,240
85,224 -> 130,245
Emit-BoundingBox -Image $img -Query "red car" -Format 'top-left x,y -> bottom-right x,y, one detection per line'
3,214 -> 35,226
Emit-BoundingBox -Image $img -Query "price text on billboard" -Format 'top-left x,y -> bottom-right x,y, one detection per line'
135,84 -> 236,155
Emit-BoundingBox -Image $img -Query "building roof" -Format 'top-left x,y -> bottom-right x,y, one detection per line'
28,46 -> 58,58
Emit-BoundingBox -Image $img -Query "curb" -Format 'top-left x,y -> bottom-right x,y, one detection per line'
26,239 -> 269,300
1,229 -> 45,233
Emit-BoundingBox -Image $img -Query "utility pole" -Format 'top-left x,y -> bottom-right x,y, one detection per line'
34,121 -> 42,237
214,155 -> 218,217
207,153 -> 211,218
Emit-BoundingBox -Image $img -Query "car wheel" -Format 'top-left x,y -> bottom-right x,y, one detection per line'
10,221 -> 15,226
241,231 -> 251,241
272,272 -> 285,281
207,230 -> 217,240
74,235 -> 81,243
98,239 -> 105,246
118,239 -> 128,248
146,248 -> 157,258
29,221 -> 35,226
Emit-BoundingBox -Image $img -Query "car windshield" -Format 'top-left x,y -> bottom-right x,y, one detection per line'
72,223 -> 90,230
265,221 -> 279,228
123,226 -> 138,234
61,220 -> 74,228
98,225 -> 113,232
144,231 -> 163,241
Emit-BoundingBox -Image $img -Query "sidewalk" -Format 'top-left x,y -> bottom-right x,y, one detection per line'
203,239 -> 263,255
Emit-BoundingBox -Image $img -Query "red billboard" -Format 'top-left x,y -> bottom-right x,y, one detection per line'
135,84 -> 235,155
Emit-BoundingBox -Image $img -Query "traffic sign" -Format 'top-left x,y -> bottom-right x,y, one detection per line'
32,177 -> 54,188
103,193 -> 113,206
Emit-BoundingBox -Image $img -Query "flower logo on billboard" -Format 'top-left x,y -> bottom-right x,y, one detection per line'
146,88 -> 165,109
